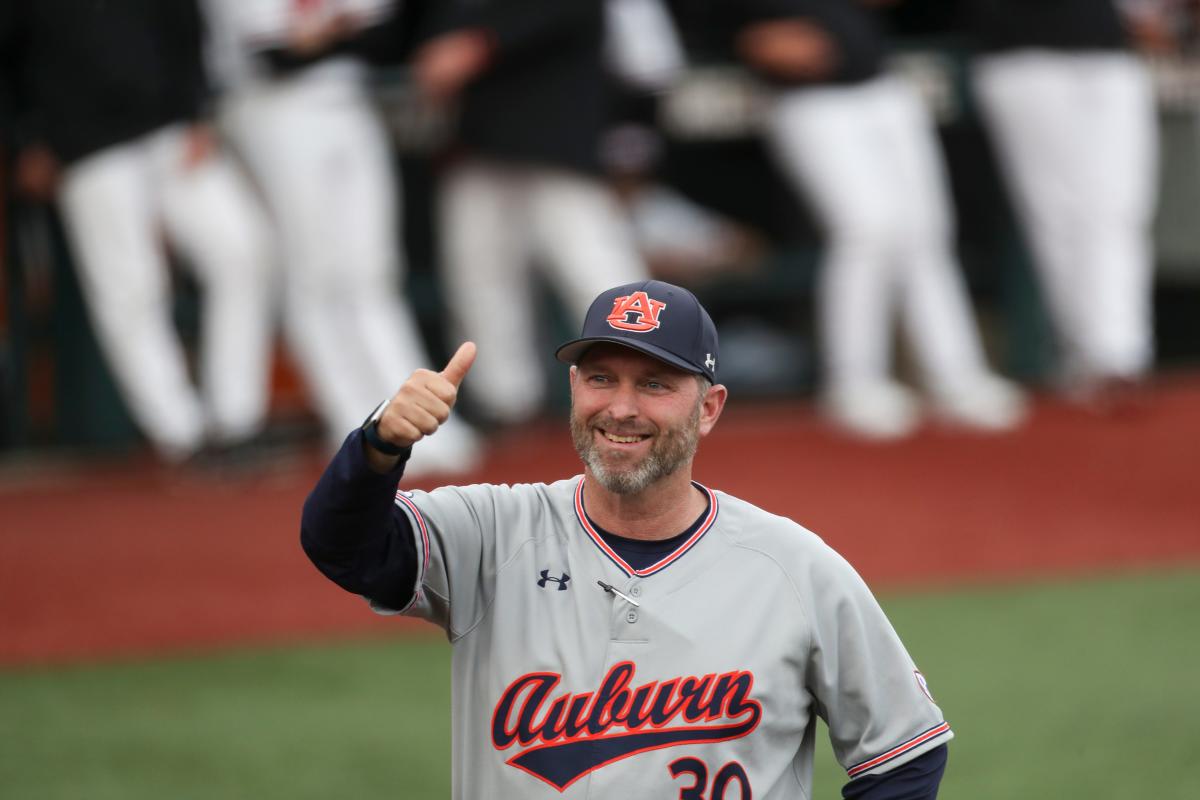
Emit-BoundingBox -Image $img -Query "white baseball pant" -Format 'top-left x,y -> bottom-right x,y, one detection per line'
58,123 -> 274,460
763,75 -> 995,396
973,50 -> 1158,382
221,65 -> 436,445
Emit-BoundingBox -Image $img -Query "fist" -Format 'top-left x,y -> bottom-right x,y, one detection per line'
14,144 -> 61,202
413,29 -> 494,104
373,342 -> 476,451
735,19 -> 838,82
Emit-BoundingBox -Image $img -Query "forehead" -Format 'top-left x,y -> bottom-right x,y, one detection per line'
575,343 -> 692,379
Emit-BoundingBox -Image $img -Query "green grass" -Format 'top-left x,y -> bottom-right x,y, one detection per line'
2,569 -> 1198,799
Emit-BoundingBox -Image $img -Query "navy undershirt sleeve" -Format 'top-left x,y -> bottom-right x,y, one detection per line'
300,429 -> 420,611
842,745 -> 948,800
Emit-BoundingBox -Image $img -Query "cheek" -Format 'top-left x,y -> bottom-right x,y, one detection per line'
572,383 -> 617,415
570,392 -> 602,420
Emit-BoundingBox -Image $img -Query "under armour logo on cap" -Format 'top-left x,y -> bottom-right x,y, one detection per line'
555,280 -> 720,379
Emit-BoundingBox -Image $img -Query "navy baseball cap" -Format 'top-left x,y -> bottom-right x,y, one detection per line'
555,280 -> 719,380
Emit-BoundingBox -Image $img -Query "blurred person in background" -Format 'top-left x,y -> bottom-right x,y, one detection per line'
728,0 -> 1026,440
201,0 -> 480,475
600,1 -> 769,285
964,0 -> 1165,410
412,0 -> 649,427
2,0 -> 274,464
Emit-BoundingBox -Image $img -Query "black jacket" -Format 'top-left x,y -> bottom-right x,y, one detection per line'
424,0 -> 611,176
4,0 -> 209,165
678,0 -> 888,87
0,0 -> 18,148
962,0 -> 1130,53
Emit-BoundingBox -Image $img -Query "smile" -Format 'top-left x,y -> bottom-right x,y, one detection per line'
599,430 -> 650,444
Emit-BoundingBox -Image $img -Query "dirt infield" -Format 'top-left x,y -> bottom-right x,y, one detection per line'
2,374 -> 1198,666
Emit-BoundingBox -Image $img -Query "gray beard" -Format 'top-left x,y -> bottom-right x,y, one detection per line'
570,397 -> 702,495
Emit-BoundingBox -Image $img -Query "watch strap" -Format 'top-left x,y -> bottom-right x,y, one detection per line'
361,400 -> 408,457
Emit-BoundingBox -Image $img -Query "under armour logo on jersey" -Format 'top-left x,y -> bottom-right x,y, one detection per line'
606,292 -> 666,333
537,570 -> 571,590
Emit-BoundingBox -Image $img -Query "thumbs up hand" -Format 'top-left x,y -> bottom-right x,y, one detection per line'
367,343 -> 476,461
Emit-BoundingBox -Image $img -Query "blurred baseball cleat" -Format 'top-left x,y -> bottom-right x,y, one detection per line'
819,379 -> 921,441
928,373 -> 1028,433
1061,374 -> 1151,417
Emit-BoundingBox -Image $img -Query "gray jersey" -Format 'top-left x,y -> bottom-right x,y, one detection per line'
375,476 -> 952,798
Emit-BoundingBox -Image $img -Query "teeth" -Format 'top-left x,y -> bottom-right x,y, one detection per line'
604,432 -> 644,443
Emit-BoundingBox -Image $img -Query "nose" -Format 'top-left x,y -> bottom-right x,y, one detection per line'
606,381 -> 641,421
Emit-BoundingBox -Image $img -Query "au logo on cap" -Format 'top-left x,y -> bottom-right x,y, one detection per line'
606,291 -> 666,333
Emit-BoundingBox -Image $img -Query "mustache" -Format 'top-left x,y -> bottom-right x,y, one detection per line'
588,415 -> 656,437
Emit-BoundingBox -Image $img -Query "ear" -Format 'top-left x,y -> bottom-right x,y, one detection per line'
697,383 -> 728,437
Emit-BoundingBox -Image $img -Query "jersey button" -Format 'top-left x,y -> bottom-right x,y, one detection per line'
629,585 -> 642,597
626,610 -> 639,623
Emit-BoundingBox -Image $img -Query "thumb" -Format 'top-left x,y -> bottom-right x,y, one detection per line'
440,341 -> 477,388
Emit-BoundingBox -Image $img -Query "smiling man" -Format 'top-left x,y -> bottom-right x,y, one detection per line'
301,279 -> 952,799
571,343 -> 712,492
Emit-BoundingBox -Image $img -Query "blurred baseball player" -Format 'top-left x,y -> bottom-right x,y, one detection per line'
5,0 -> 274,463
730,0 -> 1026,439
412,0 -> 649,427
203,0 -> 480,473
302,280 -> 952,798
964,0 -> 1161,406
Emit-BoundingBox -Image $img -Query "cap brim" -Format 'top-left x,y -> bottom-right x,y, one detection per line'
555,336 -> 705,375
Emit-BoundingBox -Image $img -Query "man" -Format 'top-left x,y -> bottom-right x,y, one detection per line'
410,0 -> 648,426
4,0 -> 273,463
723,0 -> 1026,439
963,0 -> 1161,409
202,0 -> 480,474
302,279 -> 952,798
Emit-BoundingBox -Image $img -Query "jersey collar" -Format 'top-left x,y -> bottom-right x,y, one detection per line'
573,477 -> 720,577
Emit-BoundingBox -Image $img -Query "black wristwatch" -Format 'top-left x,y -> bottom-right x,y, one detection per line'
361,400 -> 408,457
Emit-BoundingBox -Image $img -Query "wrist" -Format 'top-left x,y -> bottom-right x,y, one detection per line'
363,419 -> 408,457
361,400 -> 409,457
